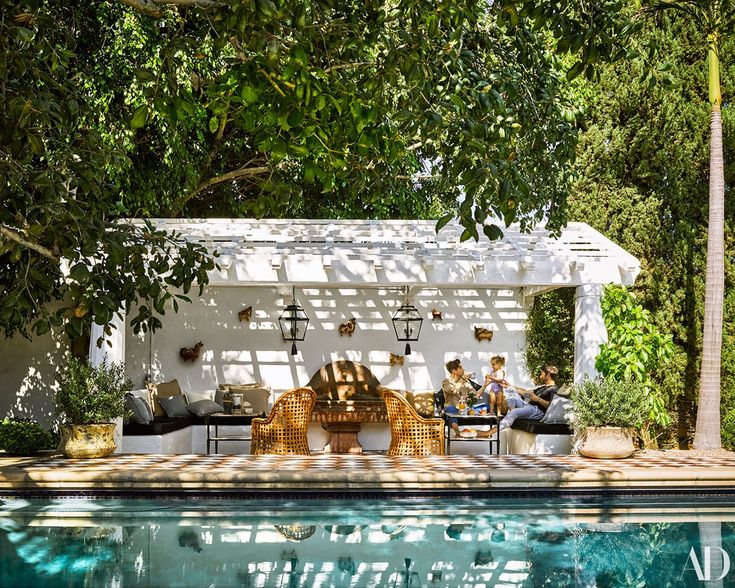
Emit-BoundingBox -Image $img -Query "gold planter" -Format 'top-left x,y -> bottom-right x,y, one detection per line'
579,426 -> 635,459
59,423 -> 117,458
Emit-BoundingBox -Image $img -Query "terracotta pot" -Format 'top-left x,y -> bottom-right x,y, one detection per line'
59,423 -> 117,458
578,426 -> 635,459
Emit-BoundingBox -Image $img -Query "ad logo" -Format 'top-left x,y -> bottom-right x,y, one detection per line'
682,546 -> 731,582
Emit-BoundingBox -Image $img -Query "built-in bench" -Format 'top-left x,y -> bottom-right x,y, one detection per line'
122,382 -> 272,454
122,416 -> 259,454
502,419 -> 573,455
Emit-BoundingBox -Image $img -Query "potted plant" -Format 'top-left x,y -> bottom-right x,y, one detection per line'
571,377 -> 647,459
55,356 -> 132,458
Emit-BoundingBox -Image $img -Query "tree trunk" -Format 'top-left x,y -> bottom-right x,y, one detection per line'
693,37 -> 724,450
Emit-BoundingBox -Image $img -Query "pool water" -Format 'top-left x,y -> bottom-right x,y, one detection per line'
1,495 -> 734,587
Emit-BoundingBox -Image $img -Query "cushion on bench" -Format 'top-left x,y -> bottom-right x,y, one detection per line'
511,419 -> 572,435
123,416 -> 197,436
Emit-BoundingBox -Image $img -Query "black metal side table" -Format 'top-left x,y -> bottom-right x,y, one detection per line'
205,412 -> 264,454
442,412 -> 500,455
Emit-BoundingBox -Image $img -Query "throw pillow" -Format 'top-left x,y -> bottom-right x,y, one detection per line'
186,389 -> 216,404
187,399 -> 224,417
541,396 -> 573,424
152,379 -> 183,417
125,393 -> 153,425
159,394 -> 190,418
129,388 -> 155,415
410,391 -> 436,417
556,384 -> 571,398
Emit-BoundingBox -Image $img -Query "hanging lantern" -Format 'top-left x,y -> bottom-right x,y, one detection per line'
391,287 -> 423,355
278,286 -> 309,355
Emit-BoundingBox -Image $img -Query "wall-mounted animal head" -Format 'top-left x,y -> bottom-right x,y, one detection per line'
238,306 -> 252,322
389,352 -> 404,366
431,308 -> 443,320
338,318 -> 357,336
474,327 -> 494,342
179,341 -> 204,362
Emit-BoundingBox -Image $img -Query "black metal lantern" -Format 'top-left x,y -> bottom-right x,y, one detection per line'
391,287 -> 423,355
278,286 -> 309,355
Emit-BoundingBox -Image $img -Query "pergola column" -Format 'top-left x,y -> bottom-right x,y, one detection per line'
574,284 -> 607,385
88,311 -> 126,453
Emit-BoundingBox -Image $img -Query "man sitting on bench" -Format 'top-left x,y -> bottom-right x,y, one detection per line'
479,364 -> 558,438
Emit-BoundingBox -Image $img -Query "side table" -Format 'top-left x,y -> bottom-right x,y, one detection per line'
205,412 -> 264,454
442,412 -> 500,455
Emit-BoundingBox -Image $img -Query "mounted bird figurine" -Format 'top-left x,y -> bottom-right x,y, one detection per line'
474,327 -> 494,342
338,318 -> 357,336
389,352 -> 405,366
238,306 -> 252,322
179,341 -> 204,362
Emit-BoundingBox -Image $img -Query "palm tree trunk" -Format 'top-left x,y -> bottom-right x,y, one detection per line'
693,36 -> 724,450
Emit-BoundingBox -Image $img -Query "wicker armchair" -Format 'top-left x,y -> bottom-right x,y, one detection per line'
381,389 -> 445,456
250,387 -> 316,455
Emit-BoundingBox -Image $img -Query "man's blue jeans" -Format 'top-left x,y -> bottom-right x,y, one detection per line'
499,396 -> 544,431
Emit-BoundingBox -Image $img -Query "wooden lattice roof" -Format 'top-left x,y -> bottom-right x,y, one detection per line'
143,219 -> 639,294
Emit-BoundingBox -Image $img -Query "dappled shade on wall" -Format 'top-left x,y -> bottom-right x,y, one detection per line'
391,286 -> 423,355
278,286 -> 310,355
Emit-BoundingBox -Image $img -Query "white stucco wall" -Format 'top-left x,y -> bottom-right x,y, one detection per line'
0,326 -> 66,427
0,285 -> 533,448
124,286 -> 533,394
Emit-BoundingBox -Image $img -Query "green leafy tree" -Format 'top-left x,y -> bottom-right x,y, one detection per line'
512,0 -> 734,448
523,288 -> 575,385
641,0 -> 732,451
0,3 -> 215,340
563,13 -> 735,448
93,0 -> 579,235
2,0 -> 584,341
595,286 -> 675,445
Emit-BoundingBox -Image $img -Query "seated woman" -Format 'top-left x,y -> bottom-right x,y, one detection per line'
442,359 -> 490,437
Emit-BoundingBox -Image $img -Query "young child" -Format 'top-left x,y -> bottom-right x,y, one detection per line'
485,355 -> 507,416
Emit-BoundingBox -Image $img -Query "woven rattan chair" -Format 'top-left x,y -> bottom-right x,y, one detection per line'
381,388 -> 445,456
250,387 -> 316,455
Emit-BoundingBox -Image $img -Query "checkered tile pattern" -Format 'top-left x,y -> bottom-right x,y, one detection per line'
1,451 -> 734,492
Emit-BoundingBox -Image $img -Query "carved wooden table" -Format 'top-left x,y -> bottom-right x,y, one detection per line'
311,401 -> 387,454
306,360 -> 389,454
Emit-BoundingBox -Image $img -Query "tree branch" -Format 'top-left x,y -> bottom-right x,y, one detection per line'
173,163 -> 270,214
0,226 -> 59,261
324,61 -> 373,73
196,165 -> 270,193
113,0 -> 228,18
395,174 -> 440,180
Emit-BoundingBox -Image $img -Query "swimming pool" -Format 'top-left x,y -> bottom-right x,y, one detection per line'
1,495 -> 733,587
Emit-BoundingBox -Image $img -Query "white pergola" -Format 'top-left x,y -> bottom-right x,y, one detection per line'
92,218 -> 640,385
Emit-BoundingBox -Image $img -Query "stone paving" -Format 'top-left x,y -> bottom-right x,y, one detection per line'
1,450 -> 735,493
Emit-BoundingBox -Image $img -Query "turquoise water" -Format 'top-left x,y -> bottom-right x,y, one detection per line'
1,495 -> 734,587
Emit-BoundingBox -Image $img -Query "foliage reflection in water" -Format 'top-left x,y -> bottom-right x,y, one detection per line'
1,497 -> 734,587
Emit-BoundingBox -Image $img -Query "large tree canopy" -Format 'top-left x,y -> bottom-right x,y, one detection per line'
1,0 -> 586,341
88,0 -> 581,234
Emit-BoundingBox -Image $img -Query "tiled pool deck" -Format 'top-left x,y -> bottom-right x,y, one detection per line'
1,450 -> 735,494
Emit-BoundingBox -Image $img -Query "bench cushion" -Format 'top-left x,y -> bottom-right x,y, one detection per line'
123,416 -> 197,436
511,419 -> 572,435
